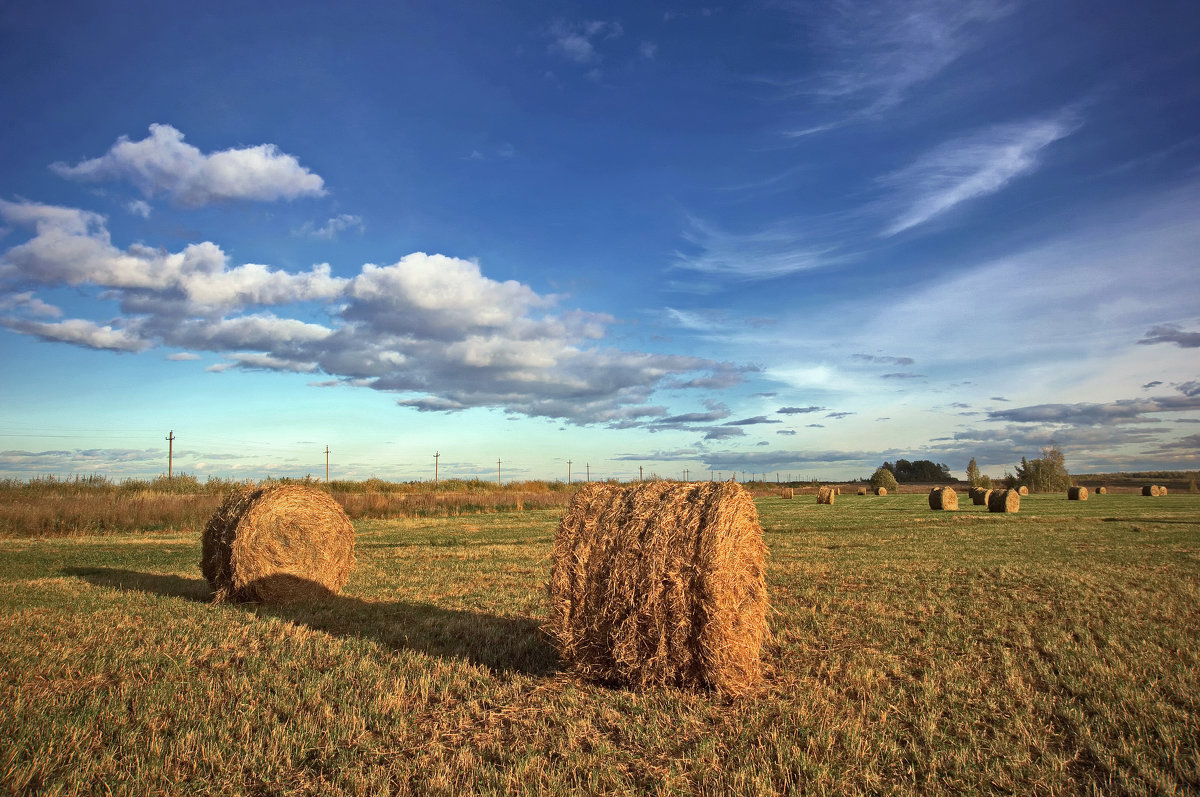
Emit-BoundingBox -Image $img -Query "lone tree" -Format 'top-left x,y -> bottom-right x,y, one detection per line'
966,458 -> 982,487
870,466 -> 899,492
1012,445 -> 1072,492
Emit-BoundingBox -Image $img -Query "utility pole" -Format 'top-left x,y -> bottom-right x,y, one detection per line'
639,465 -> 643,482
567,459 -> 572,483
325,445 -> 330,483
166,430 -> 174,479
586,463 -> 590,482
434,451 -> 440,483
497,458 -> 501,487
684,468 -> 689,481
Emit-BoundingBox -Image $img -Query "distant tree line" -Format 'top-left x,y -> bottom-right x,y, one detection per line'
880,459 -> 954,483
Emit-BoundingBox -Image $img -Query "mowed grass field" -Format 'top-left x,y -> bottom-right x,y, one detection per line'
2,491 -> 1198,795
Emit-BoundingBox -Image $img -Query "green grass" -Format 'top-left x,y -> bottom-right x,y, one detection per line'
2,493 -> 1198,795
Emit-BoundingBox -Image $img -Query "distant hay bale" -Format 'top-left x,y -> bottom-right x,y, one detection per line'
1160,486 -> 1168,495
1067,486 -> 1088,501
971,488 -> 993,506
988,489 -> 1020,513
857,487 -> 867,495
928,487 -> 958,510
1097,487 -> 1108,495
835,487 -> 842,495
201,485 -> 355,603
817,486 -> 835,504
1018,486 -> 1029,496
874,487 -> 887,496
1142,485 -> 1160,497
546,481 -> 769,695
781,488 -> 793,499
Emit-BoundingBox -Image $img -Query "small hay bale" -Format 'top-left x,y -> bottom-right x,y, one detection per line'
781,488 -> 794,499
874,487 -> 887,496
1160,486 -> 1168,495
1097,486 -> 1108,495
1142,485 -> 1159,496
546,481 -> 769,695
988,489 -> 1020,513
929,487 -> 958,510
201,485 -> 355,603
857,487 -> 867,495
1018,486 -> 1029,496
817,486 -> 835,504
1067,486 -> 1088,501
835,487 -> 842,495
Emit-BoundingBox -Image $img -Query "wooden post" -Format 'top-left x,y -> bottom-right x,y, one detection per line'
434,451 -> 439,483
166,430 -> 174,479
325,445 -> 330,483
497,458 -> 501,487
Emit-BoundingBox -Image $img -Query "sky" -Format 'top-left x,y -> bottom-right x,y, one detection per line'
2,0 -> 1199,483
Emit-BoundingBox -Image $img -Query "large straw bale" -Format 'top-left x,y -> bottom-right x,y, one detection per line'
546,481 -> 769,695
201,485 -> 355,603
1067,486 -> 1088,501
817,486 -> 835,504
928,487 -> 958,510
971,488 -> 993,506
857,487 -> 867,495
1142,485 -> 1160,497
781,488 -> 794,499
988,489 -> 1020,513
874,487 -> 887,496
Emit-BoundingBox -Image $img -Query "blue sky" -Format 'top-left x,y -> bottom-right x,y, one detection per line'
2,0 -> 1199,482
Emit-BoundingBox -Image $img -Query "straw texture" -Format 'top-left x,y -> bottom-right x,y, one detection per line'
546,481 -> 769,695
928,487 -> 958,510
201,485 -> 355,603
988,489 -> 1021,513
1067,486 -> 1089,501
817,486 -> 835,505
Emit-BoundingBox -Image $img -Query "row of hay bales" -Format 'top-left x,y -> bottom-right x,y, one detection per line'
202,481 -> 771,696
1143,484 -> 1169,496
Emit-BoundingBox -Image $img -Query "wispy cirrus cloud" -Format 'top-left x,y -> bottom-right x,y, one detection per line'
780,0 -> 1012,124
50,124 -> 325,207
295,214 -> 365,240
672,216 -> 842,280
546,20 -> 622,65
879,112 -> 1080,236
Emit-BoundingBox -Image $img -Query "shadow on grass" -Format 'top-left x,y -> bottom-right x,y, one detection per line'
62,566 -> 558,676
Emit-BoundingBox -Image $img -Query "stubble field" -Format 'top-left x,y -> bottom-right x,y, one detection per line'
2,490 -> 1198,795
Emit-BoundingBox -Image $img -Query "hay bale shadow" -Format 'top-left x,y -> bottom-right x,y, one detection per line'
62,567 -> 557,676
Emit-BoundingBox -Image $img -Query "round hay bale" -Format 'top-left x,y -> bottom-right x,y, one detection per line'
971,488 -> 993,506
817,486 -> 835,505
988,489 -> 1020,513
857,487 -> 867,496
929,487 -> 958,510
1143,485 -> 1160,497
781,488 -> 794,499
1018,486 -> 1029,496
1067,486 -> 1088,501
546,481 -> 769,695
1096,486 -> 1108,495
201,485 -> 355,603
874,487 -> 887,496
1160,486 -> 1168,495
835,487 -> 842,495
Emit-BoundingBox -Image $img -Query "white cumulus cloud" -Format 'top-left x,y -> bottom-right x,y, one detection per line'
50,124 -> 326,207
